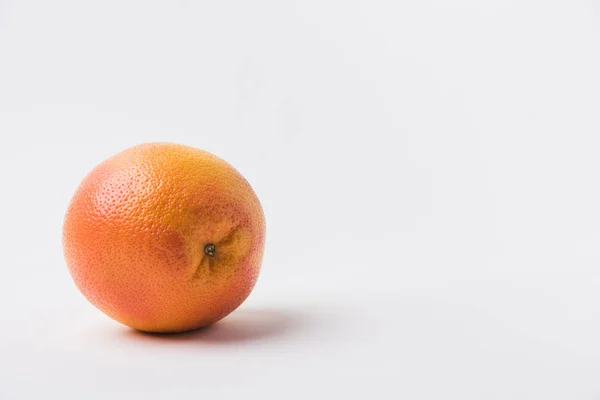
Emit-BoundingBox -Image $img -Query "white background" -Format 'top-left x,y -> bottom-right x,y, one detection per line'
1,0 -> 600,398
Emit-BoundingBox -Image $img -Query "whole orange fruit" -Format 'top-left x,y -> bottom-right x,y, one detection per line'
63,143 -> 266,333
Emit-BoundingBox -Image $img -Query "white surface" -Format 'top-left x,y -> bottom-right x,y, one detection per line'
1,0 -> 600,398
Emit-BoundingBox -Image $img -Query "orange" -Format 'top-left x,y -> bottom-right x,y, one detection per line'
62,143 -> 266,333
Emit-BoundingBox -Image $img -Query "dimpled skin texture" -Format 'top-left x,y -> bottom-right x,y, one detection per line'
63,143 -> 266,333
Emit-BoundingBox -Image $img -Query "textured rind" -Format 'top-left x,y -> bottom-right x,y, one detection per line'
62,143 -> 266,333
